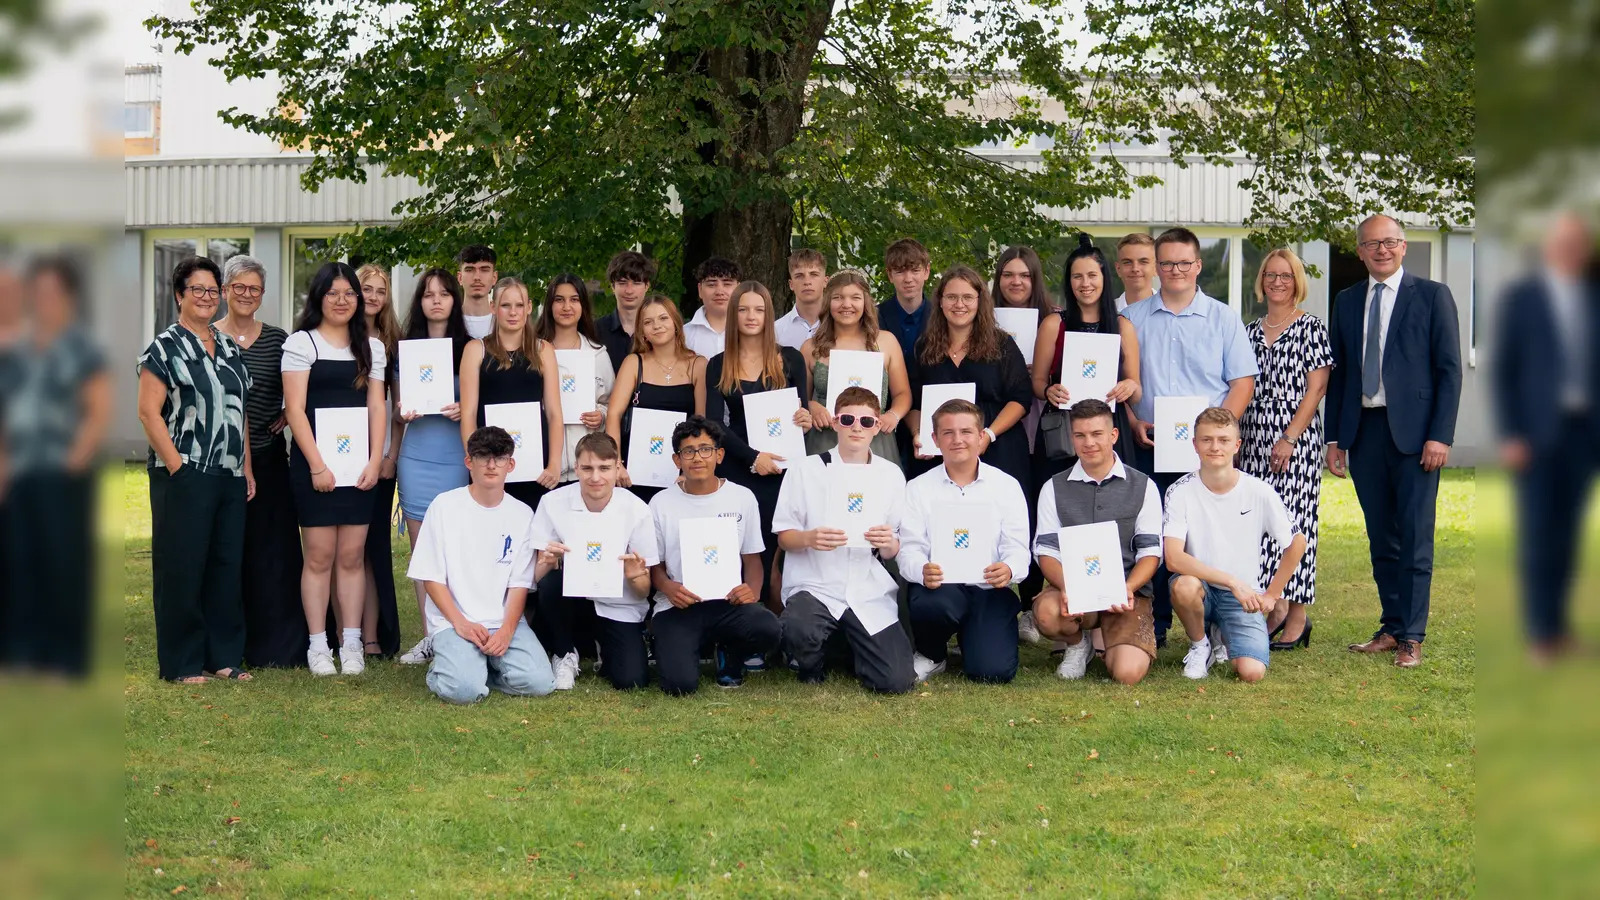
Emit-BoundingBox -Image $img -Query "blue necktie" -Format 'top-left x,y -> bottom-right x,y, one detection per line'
1362,283 -> 1384,400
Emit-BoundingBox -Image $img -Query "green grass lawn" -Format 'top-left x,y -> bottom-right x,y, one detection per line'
123,465 -> 1475,897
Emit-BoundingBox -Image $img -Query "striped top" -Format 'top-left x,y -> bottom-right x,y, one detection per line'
235,323 -> 288,450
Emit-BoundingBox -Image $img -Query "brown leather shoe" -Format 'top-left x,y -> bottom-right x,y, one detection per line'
1395,640 -> 1423,668
1348,632 -> 1398,653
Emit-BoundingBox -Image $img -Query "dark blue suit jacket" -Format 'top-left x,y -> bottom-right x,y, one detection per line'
1491,275 -> 1600,452
1326,271 -> 1463,456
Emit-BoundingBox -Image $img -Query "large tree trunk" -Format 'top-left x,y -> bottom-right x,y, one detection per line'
677,1 -> 832,312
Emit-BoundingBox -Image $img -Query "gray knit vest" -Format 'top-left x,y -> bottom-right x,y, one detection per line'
1040,465 -> 1157,598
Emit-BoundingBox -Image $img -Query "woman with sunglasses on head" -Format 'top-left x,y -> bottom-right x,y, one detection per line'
533,274 -> 616,489
800,271 -> 911,467
605,293 -> 707,505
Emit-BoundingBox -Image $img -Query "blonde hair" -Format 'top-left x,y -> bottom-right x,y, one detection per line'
1194,406 -> 1239,432
630,293 -> 694,362
719,281 -> 787,394
356,263 -> 401,359
812,270 -> 880,358
485,277 -> 542,372
1253,248 -> 1309,307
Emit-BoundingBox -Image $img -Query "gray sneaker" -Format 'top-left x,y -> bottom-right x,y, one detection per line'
398,635 -> 434,666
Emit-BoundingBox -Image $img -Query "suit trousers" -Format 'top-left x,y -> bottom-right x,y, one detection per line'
1348,407 -> 1440,642
1514,414 -> 1597,643
908,583 -> 1021,683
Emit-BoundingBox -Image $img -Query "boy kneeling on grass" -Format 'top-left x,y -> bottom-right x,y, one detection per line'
1163,408 -> 1306,682
406,426 -> 556,703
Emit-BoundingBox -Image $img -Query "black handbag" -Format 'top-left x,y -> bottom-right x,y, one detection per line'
1037,405 -> 1074,460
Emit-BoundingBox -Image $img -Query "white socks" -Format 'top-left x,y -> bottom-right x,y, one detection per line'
308,632 -> 330,654
341,628 -> 362,652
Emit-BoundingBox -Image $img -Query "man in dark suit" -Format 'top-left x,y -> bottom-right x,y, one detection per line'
1492,213 -> 1598,664
1325,214 -> 1463,668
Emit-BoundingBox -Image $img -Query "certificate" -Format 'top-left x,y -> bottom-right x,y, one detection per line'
1154,395 -> 1210,473
562,512 -> 626,600
742,387 -> 806,469
824,349 -> 885,411
918,382 -> 976,458
931,503 -> 997,585
625,407 -> 687,488
824,462 -> 891,548
483,402 -> 544,482
993,308 -> 1040,366
554,349 -> 596,424
679,515 -> 741,600
1057,332 -> 1121,410
315,406 -> 369,487
1058,521 -> 1126,614
398,338 -> 455,415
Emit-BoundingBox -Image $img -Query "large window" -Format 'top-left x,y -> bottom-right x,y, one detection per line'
1196,237 -> 1230,303
289,235 -> 366,324
150,235 -> 250,337
1240,238 -> 1269,323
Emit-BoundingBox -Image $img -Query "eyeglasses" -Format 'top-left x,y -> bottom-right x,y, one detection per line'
1261,272 -> 1296,283
184,285 -> 221,301
228,283 -> 264,298
472,455 -> 513,466
324,290 -> 361,303
942,293 -> 979,304
836,414 -> 878,429
1156,260 -> 1197,273
1358,238 -> 1404,252
675,446 -> 719,459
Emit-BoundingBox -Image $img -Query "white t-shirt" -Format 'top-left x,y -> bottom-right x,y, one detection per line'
1162,471 -> 1297,592
465,313 -> 495,339
648,479 -> 764,612
406,486 -> 536,637
280,330 -> 388,379
529,483 -> 659,622
682,308 -> 726,359
772,453 -> 905,634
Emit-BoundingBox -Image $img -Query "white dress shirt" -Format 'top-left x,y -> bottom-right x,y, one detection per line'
682,307 -> 726,359
771,454 -> 906,634
1546,272 -> 1590,412
899,461 -> 1031,587
774,306 -> 822,350
1360,267 -> 1405,408
1033,457 -> 1163,564
528,483 -> 660,622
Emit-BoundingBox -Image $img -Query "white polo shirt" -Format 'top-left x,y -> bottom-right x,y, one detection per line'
648,479 -> 765,612
682,307 -> 726,359
899,461 -> 1031,587
774,306 -> 822,350
406,487 -> 536,637
1162,471 -> 1298,592
771,453 -> 906,634
529,482 -> 660,622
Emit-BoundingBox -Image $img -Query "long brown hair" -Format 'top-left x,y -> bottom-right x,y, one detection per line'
484,277 -> 543,372
811,270 -> 880,359
356,263 -> 401,361
918,265 -> 1004,365
534,273 -> 599,343
719,281 -> 787,394
629,293 -> 695,362
991,245 -> 1054,315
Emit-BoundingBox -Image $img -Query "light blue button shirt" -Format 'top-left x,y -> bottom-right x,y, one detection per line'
1120,289 -> 1260,422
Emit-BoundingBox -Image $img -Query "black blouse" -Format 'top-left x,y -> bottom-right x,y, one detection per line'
704,346 -> 809,469
908,335 -> 1032,431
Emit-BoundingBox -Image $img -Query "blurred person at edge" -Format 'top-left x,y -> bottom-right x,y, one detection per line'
1492,212 -> 1600,664
0,266 -> 22,671
1,257 -> 109,678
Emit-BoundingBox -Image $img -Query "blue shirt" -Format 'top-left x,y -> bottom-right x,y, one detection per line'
878,295 -> 929,362
1120,290 -> 1259,422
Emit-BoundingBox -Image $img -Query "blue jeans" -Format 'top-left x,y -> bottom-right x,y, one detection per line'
1177,579 -> 1270,667
427,620 -> 555,704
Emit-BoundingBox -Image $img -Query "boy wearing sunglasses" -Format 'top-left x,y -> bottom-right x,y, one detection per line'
647,416 -> 780,693
772,386 -> 914,693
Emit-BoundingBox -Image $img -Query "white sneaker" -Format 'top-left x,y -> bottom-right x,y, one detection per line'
1017,611 -> 1042,644
1182,638 -> 1213,679
551,651 -> 579,691
912,652 -> 946,683
307,648 -> 336,676
1208,624 -> 1230,665
398,635 -> 433,665
339,646 -> 365,675
1055,638 -> 1094,680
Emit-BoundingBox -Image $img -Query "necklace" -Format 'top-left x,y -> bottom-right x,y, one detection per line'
655,354 -> 680,383
1263,310 -> 1298,329
229,319 -> 259,344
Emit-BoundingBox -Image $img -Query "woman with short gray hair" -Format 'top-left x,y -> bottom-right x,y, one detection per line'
218,254 -> 308,668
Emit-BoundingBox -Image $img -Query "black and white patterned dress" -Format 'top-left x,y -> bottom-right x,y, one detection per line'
1240,314 -> 1333,605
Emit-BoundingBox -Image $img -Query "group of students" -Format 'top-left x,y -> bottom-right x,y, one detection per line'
137,227 -> 1335,695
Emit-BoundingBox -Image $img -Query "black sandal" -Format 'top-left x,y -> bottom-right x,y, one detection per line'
169,674 -> 210,684
364,641 -> 383,656
205,668 -> 253,681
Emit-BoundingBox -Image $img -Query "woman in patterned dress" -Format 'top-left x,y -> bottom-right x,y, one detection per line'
1239,248 -> 1333,650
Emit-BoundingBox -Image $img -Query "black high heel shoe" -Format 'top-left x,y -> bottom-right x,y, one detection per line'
1270,619 -> 1312,652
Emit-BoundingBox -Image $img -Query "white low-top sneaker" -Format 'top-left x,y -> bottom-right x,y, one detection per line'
398,635 -> 434,665
1017,611 -> 1042,644
1182,638 -> 1213,679
307,648 -> 336,677
1208,624 -> 1230,665
551,651 -> 579,691
912,652 -> 946,683
339,646 -> 365,676
1055,637 -> 1095,680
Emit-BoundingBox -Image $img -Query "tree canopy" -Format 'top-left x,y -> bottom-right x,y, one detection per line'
150,0 -> 1473,299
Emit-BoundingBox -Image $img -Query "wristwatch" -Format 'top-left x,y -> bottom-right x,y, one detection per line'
982,427 -> 997,444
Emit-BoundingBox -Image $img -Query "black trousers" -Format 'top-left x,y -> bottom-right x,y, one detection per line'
779,592 -> 915,694
1349,407 -> 1441,643
3,470 -> 95,677
908,583 -> 1021,683
1132,444 -> 1181,640
148,466 -> 247,680
1514,414 -> 1596,643
533,568 -> 650,689
649,599 -> 781,695
241,442 -> 308,668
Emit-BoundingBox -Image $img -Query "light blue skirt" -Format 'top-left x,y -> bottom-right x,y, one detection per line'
397,415 -> 469,523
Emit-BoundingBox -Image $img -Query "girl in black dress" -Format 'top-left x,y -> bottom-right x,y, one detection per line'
992,245 -> 1057,456
535,274 -> 616,488
705,281 -> 813,609
605,294 -> 707,505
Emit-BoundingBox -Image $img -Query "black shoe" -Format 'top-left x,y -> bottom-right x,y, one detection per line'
1269,620 -> 1286,640
714,647 -> 745,688
796,668 -> 825,685
1155,632 -> 1168,651
1270,619 -> 1312,652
